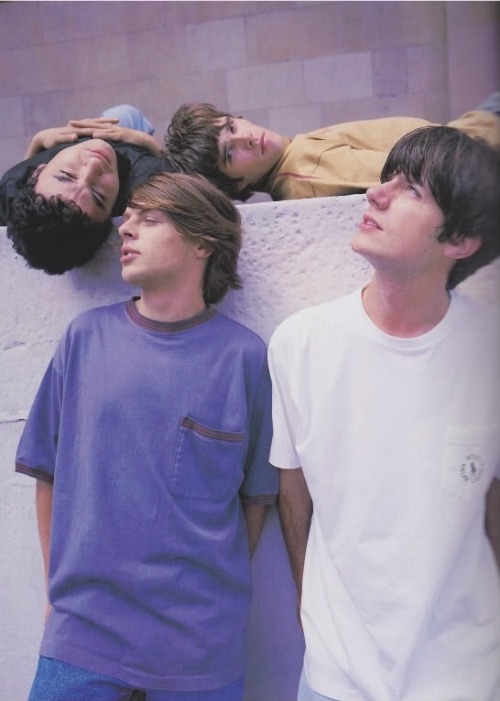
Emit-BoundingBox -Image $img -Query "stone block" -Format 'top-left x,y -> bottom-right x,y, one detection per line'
304,53 -> 372,103
373,48 -> 408,98
187,17 -> 246,72
227,61 -> 304,110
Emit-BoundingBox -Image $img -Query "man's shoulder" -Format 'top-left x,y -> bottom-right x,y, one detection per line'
66,301 -> 126,333
213,311 -> 267,352
270,291 -> 358,346
112,140 -> 173,170
452,290 -> 500,339
0,149 -> 58,223
453,288 -> 498,318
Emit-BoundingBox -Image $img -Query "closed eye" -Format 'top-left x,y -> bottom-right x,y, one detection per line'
54,171 -> 105,209
91,189 -> 105,208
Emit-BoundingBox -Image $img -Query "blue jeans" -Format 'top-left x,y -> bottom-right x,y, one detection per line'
297,667 -> 340,701
28,656 -> 245,701
100,105 -> 155,135
476,92 -> 500,118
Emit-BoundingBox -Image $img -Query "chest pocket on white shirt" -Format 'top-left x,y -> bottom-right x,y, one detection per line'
169,415 -> 245,501
442,426 -> 496,503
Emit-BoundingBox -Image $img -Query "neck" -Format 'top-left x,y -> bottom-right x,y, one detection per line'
259,137 -> 290,192
362,275 -> 451,338
135,288 -> 207,323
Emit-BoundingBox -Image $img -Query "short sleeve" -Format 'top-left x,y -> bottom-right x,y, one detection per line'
239,357 -> 278,504
15,357 -> 63,483
267,328 -> 302,470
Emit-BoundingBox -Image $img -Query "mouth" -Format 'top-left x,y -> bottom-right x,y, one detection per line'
87,142 -> 114,165
360,213 -> 381,231
88,149 -> 111,166
120,247 -> 139,264
260,132 -> 265,155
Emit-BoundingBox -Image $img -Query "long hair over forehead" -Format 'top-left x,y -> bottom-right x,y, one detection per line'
128,172 -> 242,304
129,171 -> 240,229
381,126 -> 462,201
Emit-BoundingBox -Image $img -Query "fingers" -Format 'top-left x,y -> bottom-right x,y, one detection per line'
90,127 -> 119,139
55,131 -> 78,143
68,117 -> 119,128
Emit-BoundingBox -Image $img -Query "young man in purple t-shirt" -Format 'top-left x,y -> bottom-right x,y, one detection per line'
16,172 -> 278,701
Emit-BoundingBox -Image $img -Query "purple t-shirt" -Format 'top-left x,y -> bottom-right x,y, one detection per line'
16,300 -> 277,690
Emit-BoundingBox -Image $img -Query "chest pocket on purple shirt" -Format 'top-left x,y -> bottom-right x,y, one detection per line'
169,415 -> 246,501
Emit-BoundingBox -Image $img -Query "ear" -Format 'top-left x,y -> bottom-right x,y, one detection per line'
443,235 -> 481,261
30,163 -> 47,183
193,241 -> 213,260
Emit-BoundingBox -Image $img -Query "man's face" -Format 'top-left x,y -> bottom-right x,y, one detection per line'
118,207 -> 206,292
216,117 -> 286,190
34,139 -> 120,223
352,173 -> 448,278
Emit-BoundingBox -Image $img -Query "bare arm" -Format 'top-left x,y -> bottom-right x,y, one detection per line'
243,502 -> 269,558
278,467 -> 312,604
486,477 -> 500,571
36,479 -> 53,619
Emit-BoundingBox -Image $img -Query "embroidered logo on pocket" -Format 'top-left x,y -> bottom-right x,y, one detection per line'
459,454 -> 484,484
442,427 -> 491,503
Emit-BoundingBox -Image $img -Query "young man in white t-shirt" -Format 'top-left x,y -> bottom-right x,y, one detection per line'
268,126 -> 500,701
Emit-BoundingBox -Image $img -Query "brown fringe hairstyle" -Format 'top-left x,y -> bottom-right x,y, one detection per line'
165,103 -> 255,201
128,172 -> 243,304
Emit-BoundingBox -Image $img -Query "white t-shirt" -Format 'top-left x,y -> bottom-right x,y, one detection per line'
269,289 -> 500,701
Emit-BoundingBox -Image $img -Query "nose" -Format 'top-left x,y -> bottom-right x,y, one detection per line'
118,217 -> 138,240
78,157 -> 106,186
366,180 -> 392,209
233,132 -> 255,149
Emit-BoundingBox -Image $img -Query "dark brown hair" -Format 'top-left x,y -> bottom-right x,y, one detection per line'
382,125 -> 500,288
165,103 -> 254,201
7,177 -> 112,275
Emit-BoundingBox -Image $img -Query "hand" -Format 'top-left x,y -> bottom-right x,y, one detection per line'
88,126 -> 164,156
67,117 -> 119,129
25,121 -> 117,158
87,125 -> 138,143
45,602 -> 53,623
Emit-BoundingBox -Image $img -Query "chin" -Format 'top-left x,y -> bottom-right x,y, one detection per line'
121,269 -> 139,285
350,234 -> 362,254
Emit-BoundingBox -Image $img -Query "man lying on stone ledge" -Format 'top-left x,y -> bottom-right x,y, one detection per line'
0,105 -> 174,275
164,93 -> 500,202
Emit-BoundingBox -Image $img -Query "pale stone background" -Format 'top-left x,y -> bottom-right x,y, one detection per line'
1,2 -> 499,700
